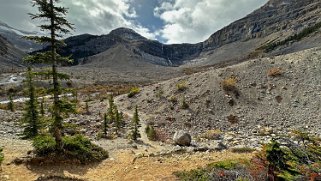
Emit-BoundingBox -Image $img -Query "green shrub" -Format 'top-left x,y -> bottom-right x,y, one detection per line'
155,89 -> 164,98
145,125 -> 157,141
262,21 -> 321,52
0,147 -> 4,164
33,134 -> 108,163
7,94 -> 14,112
230,147 -> 256,153
35,175 -> 84,181
174,160 -> 245,181
210,160 -> 240,170
169,96 -> 178,104
181,98 -> 189,109
176,81 -> 188,92
128,87 -> 140,98
174,168 -> 210,181
33,135 -> 56,156
62,135 -> 108,163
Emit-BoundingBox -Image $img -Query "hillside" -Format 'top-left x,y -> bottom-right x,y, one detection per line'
0,20 -> 42,52
0,35 -> 25,72
116,46 -> 321,148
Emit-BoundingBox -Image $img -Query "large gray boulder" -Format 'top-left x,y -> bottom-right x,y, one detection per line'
173,131 -> 192,146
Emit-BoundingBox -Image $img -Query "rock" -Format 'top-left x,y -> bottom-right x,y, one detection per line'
212,141 -> 227,151
173,131 -> 192,146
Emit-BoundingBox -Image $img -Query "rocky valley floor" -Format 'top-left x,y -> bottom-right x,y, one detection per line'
0,47 -> 320,180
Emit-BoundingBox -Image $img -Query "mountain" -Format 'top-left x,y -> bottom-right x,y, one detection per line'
62,44 -> 184,84
0,35 -> 25,71
0,20 -> 42,52
59,28 -> 202,66
197,0 -> 321,65
57,0 -> 321,67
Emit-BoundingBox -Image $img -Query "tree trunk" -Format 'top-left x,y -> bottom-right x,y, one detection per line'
50,0 -> 63,151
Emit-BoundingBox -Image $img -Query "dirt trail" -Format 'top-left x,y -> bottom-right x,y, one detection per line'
0,141 -> 253,181
114,98 -> 164,152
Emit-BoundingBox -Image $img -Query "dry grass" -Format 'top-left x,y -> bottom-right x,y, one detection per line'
221,77 -> 237,92
127,87 -> 140,98
267,67 -> 283,77
78,84 -> 135,97
199,129 -> 222,140
227,114 -> 239,124
176,81 -> 188,92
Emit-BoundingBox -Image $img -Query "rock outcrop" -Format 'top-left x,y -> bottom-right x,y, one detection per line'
173,131 -> 192,146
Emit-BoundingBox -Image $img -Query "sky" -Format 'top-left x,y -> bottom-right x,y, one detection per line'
0,0 -> 268,44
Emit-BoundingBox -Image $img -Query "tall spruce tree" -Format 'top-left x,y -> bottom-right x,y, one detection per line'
21,67 -> 41,139
103,113 -> 108,137
7,94 -> 14,112
107,95 -> 115,123
24,0 -> 74,150
131,106 -> 140,141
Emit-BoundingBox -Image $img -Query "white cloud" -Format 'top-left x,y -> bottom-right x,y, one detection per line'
154,0 -> 268,44
61,0 -> 156,39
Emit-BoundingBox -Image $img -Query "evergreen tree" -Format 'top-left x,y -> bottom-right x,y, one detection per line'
24,0 -> 74,150
7,94 -> 14,112
21,67 -> 41,139
85,101 -> 90,115
40,98 -> 45,116
131,106 -> 140,141
107,95 -> 115,123
103,113 -> 108,137
0,147 -> 3,164
115,111 -> 120,134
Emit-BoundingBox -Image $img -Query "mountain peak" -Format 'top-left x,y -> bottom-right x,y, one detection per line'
109,27 -> 146,41
266,0 -> 291,7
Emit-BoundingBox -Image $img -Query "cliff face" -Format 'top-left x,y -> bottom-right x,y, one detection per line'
203,0 -> 321,50
56,0 -> 321,67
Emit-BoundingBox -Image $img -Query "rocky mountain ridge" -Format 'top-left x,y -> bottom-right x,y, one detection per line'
0,20 -> 42,52
57,0 -> 321,67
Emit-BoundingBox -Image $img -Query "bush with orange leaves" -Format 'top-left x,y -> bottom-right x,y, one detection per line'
267,67 -> 282,77
221,76 -> 238,92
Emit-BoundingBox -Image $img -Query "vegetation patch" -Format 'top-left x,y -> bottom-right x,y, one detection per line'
199,129 -> 222,140
230,147 -> 256,153
227,114 -> 239,124
35,175 -> 84,181
260,21 -> 321,52
128,87 -> 140,98
267,67 -> 283,77
176,81 -> 188,92
174,160 -> 250,181
168,95 -> 178,104
221,76 -> 240,97
0,147 -> 3,164
32,134 -> 108,164
176,131 -> 321,180
145,125 -> 157,141
180,97 -> 189,109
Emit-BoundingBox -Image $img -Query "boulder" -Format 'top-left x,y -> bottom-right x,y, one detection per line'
173,131 -> 192,146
